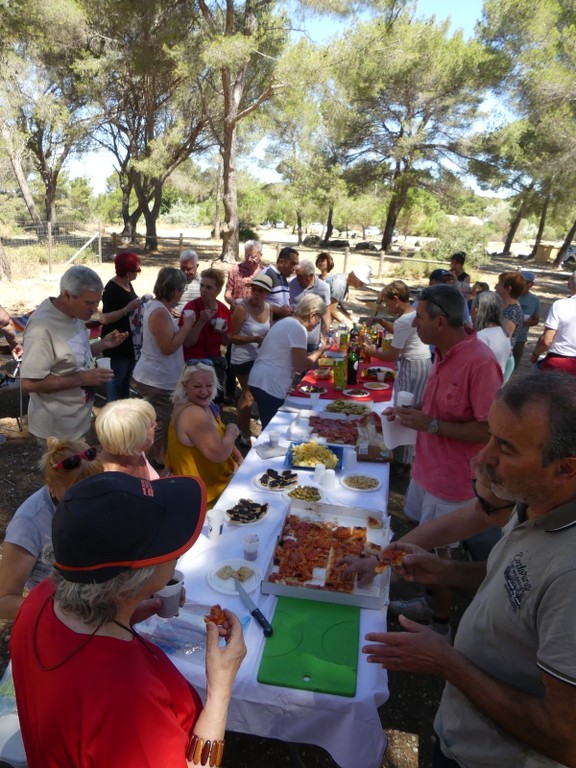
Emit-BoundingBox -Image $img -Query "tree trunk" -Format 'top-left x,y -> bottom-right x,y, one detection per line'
1,124 -> 44,236
529,192 -> 550,258
220,122 -> 239,263
552,216 -> 576,268
213,165 -> 222,241
0,239 -> 12,281
296,210 -> 303,245
382,192 -> 405,252
322,206 -> 334,245
502,184 -> 533,255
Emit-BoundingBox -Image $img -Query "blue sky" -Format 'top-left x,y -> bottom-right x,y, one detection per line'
70,0 -> 486,193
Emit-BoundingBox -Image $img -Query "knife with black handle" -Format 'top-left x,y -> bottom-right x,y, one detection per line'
234,579 -> 273,637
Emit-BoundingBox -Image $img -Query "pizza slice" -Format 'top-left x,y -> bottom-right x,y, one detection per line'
374,549 -> 405,573
204,603 -> 226,627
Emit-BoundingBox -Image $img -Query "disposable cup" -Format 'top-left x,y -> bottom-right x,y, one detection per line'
313,462 -> 326,482
243,534 -> 259,561
154,569 -> 184,618
206,508 -> 225,541
344,449 -> 357,471
96,358 -> 112,370
182,309 -> 196,320
320,469 -> 336,489
396,391 -> 414,407
308,392 -> 321,408
268,431 -> 280,448
211,317 -> 227,331
376,371 -> 385,382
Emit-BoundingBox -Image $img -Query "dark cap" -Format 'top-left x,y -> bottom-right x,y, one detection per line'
53,472 -> 206,584
429,269 -> 454,283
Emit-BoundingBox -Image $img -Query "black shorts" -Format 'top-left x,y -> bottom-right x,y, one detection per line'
230,360 -> 254,377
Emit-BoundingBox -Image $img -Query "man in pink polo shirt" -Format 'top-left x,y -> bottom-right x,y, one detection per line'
389,284 -> 503,636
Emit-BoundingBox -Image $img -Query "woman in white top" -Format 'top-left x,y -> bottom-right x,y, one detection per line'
248,293 -> 327,428
363,280 -> 431,468
132,267 -> 196,468
230,274 -> 272,446
472,290 -> 512,377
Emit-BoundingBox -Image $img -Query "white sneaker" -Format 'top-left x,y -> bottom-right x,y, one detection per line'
388,596 -> 434,622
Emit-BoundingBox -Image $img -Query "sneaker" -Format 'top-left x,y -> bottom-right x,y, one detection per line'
429,621 -> 453,644
388,596 -> 434,622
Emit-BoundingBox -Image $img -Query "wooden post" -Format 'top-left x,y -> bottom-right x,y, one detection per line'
98,222 -> 103,263
47,222 -> 52,274
112,232 -> 118,254
343,247 -> 349,275
378,250 -> 385,279
179,233 -> 183,254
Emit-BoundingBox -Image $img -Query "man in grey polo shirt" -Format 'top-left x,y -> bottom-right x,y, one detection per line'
289,260 -> 331,351
363,371 -> 576,768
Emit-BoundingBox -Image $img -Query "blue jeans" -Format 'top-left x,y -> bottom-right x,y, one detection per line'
249,386 -> 284,430
106,357 -> 135,402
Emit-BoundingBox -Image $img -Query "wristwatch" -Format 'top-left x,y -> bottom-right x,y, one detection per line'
427,418 -> 440,434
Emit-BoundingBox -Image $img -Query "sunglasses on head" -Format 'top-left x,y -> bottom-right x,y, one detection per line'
420,288 -> 449,318
186,359 -> 214,367
52,446 -> 98,471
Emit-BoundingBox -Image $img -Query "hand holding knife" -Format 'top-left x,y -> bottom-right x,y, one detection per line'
235,579 -> 273,637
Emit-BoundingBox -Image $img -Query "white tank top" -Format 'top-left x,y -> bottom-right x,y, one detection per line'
231,300 -> 271,364
132,300 -> 185,390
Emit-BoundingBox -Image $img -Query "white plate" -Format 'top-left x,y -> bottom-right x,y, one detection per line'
340,473 -> 382,492
224,501 -> 269,525
364,382 -> 391,391
343,388 -> 371,399
253,471 -> 299,492
282,483 -> 325,503
207,560 -> 261,595
298,385 -> 327,395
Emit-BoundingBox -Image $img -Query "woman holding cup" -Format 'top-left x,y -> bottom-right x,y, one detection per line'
363,281 -> 431,470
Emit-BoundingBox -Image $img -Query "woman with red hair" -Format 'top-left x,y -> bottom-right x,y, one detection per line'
100,251 -> 144,401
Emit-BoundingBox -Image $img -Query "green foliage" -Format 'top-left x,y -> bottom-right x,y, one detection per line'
419,220 -> 492,271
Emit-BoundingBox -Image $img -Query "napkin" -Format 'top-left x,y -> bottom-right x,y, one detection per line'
255,443 -> 288,460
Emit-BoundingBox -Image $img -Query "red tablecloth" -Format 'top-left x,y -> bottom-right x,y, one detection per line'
289,359 -> 395,404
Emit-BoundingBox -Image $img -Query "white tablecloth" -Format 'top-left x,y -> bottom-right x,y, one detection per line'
174,408 -> 390,768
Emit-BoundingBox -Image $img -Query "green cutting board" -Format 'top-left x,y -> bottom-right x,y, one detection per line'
257,597 -> 360,697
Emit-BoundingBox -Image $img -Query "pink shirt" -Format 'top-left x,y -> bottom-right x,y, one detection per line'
412,333 -> 503,501
225,263 -> 262,303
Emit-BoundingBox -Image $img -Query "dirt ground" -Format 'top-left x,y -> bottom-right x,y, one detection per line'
0,231 -> 570,768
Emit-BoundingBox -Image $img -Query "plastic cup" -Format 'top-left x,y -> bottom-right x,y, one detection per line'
182,309 -> 196,320
96,358 -> 112,369
268,431 -> 280,448
154,569 -> 184,618
320,469 -> 336,489
396,391 -> 414,407
211,317 -> 226,331
308,392 -> 321,408
344,449 -> 357,471
243,534 -> 259,561
313,462 -> 326,482
206,508 -> 225,541
376,371 -> 385,382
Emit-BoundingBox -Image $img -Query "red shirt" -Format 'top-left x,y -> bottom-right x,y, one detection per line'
11,580 -> 202,768
181,298 -> 231,360
412,333 -> 503,501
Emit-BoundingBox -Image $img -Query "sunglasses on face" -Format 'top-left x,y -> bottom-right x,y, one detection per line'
52,446 -> 98,471
420,288 -> 449,318
186,359 -> 214,367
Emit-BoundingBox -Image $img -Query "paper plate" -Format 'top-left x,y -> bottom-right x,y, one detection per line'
225,500 -> 269,525
298,385 -> 327,395
363,382 -> 391,391
254,470 -> 299,492
207,560 -> 262,595
340,473 -> 382,492
343,388 -> 371,399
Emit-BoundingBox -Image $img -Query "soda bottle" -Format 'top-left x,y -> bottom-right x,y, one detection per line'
333,359 -> 346,390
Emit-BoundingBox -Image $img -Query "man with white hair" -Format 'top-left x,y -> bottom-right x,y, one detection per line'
173,250 -> 201,316
289,260 -> 331,351
224,240 -> 263,307
21,265 -> 127,443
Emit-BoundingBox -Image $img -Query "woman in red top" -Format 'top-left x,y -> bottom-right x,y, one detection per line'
181,268 -> 231,400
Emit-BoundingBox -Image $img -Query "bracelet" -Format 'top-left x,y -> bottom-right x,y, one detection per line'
186,735 -> 225,766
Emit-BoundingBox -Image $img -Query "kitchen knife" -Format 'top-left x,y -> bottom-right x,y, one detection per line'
234,579 -> 273,637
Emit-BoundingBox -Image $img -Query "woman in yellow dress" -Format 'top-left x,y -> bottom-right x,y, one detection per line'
165,362 -> 243,505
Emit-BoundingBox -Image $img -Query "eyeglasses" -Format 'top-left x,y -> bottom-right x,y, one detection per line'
186,359 -> 214,367
420,288 -> 449,318
52,447 -> 98,470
